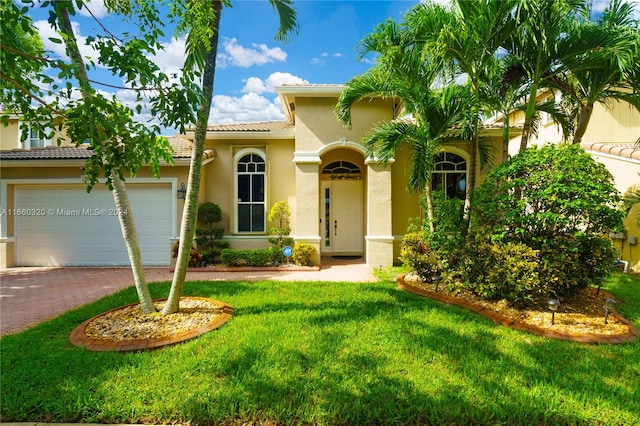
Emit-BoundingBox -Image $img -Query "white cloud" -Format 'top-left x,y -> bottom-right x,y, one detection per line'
78,0 -> 110,19
310,57 -> 325,66
333,53 -> 345,58
217,37 -> 287,69
209,92 -> 285,123
35,20 -> 98,64
242,72 -> 309,94
151,37 -> 187,81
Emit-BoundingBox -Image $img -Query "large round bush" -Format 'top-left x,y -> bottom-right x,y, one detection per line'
469,143 -> 623,301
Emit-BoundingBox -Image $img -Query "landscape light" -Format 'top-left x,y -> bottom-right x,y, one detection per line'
603,298 -> 618,324
547,299 -> 560,325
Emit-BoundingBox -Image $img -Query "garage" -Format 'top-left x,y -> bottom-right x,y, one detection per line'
14,183 -> 173,266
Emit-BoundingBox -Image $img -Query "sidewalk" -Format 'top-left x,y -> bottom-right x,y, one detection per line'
0,257 -> 377,336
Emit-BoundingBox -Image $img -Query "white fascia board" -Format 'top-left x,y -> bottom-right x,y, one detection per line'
276,85 -> 346,98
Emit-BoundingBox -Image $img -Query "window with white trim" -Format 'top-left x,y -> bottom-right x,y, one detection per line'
431,152 -> 467,200
235,149 -> 266,232
20,124 -> 51,148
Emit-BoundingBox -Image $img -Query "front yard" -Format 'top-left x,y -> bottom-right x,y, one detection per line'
1,273 -> 639,425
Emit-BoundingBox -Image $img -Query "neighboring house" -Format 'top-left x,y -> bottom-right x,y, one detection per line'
2,84 -> 636,270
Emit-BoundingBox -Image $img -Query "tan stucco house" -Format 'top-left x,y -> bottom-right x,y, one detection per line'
1,84 -> 638,270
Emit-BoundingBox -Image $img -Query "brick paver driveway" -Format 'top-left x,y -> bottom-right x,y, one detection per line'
0,259 -> 376,336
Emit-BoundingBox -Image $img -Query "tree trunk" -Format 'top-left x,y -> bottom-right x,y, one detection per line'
462,121 -> 479,227
572,103 -> 593,145
424,185 -> 435,233
502,114 -> 510,163
519,84 -> 539,153
111,171 -> 156,313
163,0 -> 223,315
57,6 -> 154,312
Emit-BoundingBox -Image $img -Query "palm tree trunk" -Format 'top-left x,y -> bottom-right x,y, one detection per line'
519,84 -> 539,153
462,122 -> 479,227
163,0 -> 222,315
502,115 -> 510,162
572,103 -> 593,144
111,172 -> 156,313
424,185 -> 435,233
57,5 -> 155,312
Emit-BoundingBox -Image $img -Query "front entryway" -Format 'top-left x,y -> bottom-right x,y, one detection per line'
321,180 -> 363,255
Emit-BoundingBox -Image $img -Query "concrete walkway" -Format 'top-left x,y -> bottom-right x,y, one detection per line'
0,257 -> 377,336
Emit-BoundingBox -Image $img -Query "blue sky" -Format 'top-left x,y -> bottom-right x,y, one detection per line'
30,0 -> 414,132
28,0 -> 632,133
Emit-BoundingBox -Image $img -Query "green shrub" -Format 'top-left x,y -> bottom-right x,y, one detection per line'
292,242 -> 315,266
468,144 -> 623,299
460,240 -> 542,307
536,234 -> 616,298
422,191 -> 465,269
195,202 -> 227,262
400,231 -> 441,282
220,248 -> 276,267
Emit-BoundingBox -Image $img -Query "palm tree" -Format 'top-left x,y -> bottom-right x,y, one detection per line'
554,0 -> 640,145
405,0 -> 519,224
483,58 -> 575,161
162,0 -> 298,314
335,18 -> 471,232
502,0 -> 631,152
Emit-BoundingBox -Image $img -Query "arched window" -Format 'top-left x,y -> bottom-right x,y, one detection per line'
322,161 -> 361,180
235,150 -> 266,232
431,152 -> 467,200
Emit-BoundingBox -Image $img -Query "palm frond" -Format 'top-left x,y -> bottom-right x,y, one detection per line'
268,0 -> 298,43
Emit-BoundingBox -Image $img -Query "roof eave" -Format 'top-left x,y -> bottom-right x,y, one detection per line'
200,129 -> 295,140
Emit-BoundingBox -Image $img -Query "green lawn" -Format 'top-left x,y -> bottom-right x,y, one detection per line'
1,272 -> 639,425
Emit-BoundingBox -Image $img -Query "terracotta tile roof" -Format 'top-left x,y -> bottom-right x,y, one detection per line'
203,121 -> 293,132
167,136 -> 194,158
0,136 -> 213,161
581,142 -> 640,161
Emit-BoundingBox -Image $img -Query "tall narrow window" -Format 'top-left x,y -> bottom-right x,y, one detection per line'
236,151 -> 266,232
431,152 -> 467,200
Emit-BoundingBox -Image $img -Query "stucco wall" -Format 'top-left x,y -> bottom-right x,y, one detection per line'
202,137 -> 296,249
0,120 -> 20,150
0,119 -> 71,150
294,97 -> 393,153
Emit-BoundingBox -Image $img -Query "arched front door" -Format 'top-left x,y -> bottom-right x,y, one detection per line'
320,160 -> 363,256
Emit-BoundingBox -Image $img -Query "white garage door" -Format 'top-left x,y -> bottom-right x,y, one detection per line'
15,183 -> 173,266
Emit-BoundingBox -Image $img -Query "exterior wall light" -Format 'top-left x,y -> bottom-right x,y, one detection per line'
547,299 -> 560,325
177,183 -> 187,200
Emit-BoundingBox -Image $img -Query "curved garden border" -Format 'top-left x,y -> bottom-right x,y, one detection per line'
70,297 -> 234,352
396,275 -> 638,344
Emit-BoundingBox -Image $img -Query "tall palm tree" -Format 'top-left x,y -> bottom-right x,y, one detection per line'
503,0 -> 629,152
405,0 -> 518,224
554,0 -> 640,145
163,0 -> 298,314
335,18 -> 471,232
